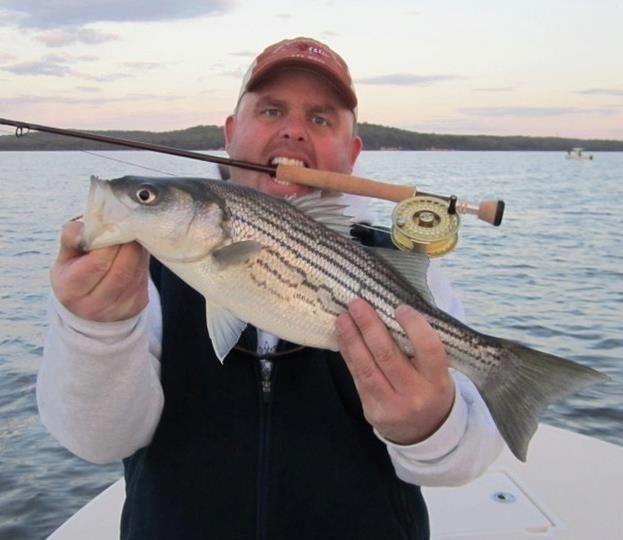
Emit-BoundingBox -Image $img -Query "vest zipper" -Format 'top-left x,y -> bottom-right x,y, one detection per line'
260,358 -> 273,403
256,358 -> 274,540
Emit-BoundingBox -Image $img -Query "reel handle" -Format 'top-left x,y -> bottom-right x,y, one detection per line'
276,164 -> 505,226
451,199 -> 506,227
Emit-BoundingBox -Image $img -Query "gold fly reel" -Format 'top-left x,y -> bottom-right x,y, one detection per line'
391,195 -> 460,257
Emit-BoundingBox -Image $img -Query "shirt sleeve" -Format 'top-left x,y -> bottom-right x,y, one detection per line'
36,280 -> 165,464
375,259 -> 504,486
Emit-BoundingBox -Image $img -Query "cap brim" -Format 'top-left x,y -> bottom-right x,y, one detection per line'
246,59 -> 357,110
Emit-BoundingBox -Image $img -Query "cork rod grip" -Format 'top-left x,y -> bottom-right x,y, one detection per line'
276,164 -> 505,226
275,164 -> 414,202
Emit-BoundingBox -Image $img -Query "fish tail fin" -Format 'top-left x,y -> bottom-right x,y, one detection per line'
480,338 -> 609,462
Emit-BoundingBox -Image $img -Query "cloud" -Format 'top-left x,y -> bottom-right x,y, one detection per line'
35,28 -> 119,47
575,88 -> 623,97
229,51 -> 255,57
1,0 -> 231,29
0,94 -> 181,106
473,86 -> 517,92
218,66 -> 247,78
459,106 -> 611,117
73,71 -> 138,83
1,60 -> 71,76
0,53 -> 147,82
357,74 -> 466,86
0,9 -> 22,26
121,62 -> 164,71
1,53 -> 89,77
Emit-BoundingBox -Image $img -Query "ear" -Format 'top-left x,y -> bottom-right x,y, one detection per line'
348,135 -> 363,170
224,115 -> 236,152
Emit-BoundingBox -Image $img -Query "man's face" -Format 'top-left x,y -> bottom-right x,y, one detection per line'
224,70 -> 362,198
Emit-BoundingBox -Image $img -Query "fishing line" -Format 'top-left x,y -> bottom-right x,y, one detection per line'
1,118 -> 506,256
78,150 -> 178,176
354,223 -> 391,234
0,126 -> 179,176
2,125 -> 387,236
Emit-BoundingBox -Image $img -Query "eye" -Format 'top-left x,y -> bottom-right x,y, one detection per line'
136,185 -> 158,204
311,115 -> 329,126
262,108 -> 282,118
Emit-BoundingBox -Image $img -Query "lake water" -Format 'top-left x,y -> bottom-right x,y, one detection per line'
0,150 -> 621,539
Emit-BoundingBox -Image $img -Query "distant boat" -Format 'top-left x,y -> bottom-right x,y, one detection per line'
566,147 -> 593,160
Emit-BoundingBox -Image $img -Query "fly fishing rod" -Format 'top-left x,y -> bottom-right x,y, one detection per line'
0,117 -> 505,256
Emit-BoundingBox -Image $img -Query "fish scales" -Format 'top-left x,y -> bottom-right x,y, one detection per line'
222,186 -> 408,324
211,182 -> 548,382
223,185 -> 399,296
223,187 -> 427,321
82,175 -> 609,462
168,180 -> 570,387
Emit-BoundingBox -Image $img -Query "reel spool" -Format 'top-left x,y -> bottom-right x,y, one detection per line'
391,195 -> 460,257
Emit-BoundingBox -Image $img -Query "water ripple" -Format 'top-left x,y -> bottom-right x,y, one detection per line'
2,150 -> 622,538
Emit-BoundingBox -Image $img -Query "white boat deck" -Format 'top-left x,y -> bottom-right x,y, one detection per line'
49,424 -> 623,539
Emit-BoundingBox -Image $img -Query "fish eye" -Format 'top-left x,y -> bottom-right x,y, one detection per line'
136,185 -> 158,204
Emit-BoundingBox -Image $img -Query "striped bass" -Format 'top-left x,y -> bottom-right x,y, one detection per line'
81,175 -> 608,461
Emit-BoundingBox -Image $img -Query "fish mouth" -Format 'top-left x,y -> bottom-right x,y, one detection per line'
269,156 -> 308,185
80,176 -> 134,251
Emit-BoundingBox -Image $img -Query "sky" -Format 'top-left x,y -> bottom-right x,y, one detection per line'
1,0 -> 622,139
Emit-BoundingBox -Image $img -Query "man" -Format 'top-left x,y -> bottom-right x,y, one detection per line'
38,38 -> 503,539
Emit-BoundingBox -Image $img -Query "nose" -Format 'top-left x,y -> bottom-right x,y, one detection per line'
279,116 -> 307,142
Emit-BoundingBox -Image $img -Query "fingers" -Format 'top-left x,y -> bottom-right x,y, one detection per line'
337,299 -> 418,395
56,221 -> 87,263
51,220 -> 149,321
336,307 -> 393,402
395,304 -> 449,381
87,242 -> 149,305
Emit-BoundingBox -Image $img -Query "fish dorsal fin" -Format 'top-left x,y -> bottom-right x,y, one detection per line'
205,301 -> 247,363
212,240 -> 262,270
286,192 -> 353,237
366,247 -> 437,307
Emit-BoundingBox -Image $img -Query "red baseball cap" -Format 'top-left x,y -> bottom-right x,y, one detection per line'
238,37 -> 357,111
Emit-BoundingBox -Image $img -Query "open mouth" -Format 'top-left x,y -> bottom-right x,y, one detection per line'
270,156 -> 308,185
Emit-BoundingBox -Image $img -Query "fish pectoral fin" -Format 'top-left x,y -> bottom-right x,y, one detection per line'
212,240 -> 263,269
205,301 -> 247,363
365,247 -> 437,307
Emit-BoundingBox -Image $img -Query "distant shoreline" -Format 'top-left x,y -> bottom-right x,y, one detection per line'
1,122 -> 622,152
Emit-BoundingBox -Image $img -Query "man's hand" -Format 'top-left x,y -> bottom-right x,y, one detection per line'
50,221 -> 149,322
336,299 -> 455,445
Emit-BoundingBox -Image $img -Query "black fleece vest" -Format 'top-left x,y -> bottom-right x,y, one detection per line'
121,225 -> 429,540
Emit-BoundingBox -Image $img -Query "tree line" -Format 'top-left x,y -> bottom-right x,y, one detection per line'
1,122 -> 622,151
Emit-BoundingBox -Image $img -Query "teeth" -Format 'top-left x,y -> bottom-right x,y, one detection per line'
271,157 -> 306,167
270,157 -> 306,185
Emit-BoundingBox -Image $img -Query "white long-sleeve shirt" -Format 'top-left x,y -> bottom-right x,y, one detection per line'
37,257 -> 503,487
